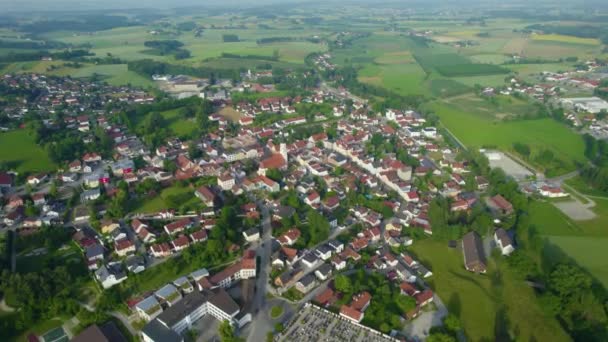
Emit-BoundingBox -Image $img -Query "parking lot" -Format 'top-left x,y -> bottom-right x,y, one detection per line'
276,304 -> 397,342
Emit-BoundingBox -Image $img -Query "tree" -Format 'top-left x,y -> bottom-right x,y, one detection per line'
443,314 -> 462,335
426,332 -> 457,342
334,275 -> 353,293
218,320 -> 243,342
394,294 -> 416,313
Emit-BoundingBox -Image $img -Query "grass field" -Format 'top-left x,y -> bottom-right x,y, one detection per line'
427,101 -> 585,174
158,108 -> 198,137
0,130 -> 55,173
528,199 -> 608,287
409,239 -> 569,342
134,183 -> 200,213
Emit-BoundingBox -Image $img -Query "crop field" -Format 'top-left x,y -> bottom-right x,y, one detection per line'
531,33 -> 601,45
0,130 -> 55,173
409,240 -> 569,342
44,24 -> 327,66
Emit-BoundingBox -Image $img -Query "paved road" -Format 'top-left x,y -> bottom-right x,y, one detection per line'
245,201 -> 275,342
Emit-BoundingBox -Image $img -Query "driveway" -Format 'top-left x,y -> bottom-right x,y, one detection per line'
402,294 -> 448,340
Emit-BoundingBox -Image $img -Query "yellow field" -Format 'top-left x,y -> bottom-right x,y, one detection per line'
531,34 -> 600,46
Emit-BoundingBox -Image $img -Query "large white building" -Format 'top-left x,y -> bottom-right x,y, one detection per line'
141,289 -> 241,342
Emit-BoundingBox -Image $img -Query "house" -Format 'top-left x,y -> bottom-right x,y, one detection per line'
32,193 -> 46,206
95,262 -> 127,289
26,174 -> 47,186
295,274 -> 317,294
115,239 -> 136,257
174,276 -> 194,294
328,240 -> 344,253
486,194 -> 514,216
539,185 -> 568,198
164,218 -> 193,235
125,255 -> 146,274
242,228 -> 260,242
414,289 -> 434,307
274,268 -> 304,288
494,228 -> 515,256
462,231 -> 487,273
194,186 -> 216,207
277,228 -> 301,246
314,264 -> 332,281
399,282 -> 420,297
150,243 -> 172,258
135,295 -> 163,322
190,230 -> 208,244
81,188 -> 101,202
101,220 -> 121,234
217,173 -> 236,191
71,322 -> 127,342
85,243 -> 105,262
351,291 -> 371,312
331,256 -> 346,270
138,227 -> 157,244
155,284 -> 182,306
340,305 -> 363,323
301,252 -> 320,268
315,288 -> 335,306
314,244 -> 333,261
171,235 -> 190,252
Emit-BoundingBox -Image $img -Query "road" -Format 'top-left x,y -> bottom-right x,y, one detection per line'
320,82 -> 367,104
245,201 -> 275,342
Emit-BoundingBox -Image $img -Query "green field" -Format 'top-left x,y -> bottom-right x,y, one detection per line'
528,199 -> 608,287
427,101 -> 585,174
0,130 -> 55,173
134,183 -> 200,213
158,108 -> 198,137
409,239 -> 569,342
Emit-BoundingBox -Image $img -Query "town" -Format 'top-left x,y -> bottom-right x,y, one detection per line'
1,2 -> 608,342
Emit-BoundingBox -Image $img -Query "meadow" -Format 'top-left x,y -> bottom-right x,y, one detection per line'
0,130 -> 55,173
528,199 -> 608,288
134,183 -> 200,213
426,101 -> 585,174
409,239 -> 570,342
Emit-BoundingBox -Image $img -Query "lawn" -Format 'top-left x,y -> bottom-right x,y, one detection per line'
16,243 -> 82,274
0,129 -> 55,173
133,184 -> 200,213
528,199 -> 608,288
270,305 -> 284,319
158,108 -> 198,137
546,236 -> 608,288
427,101 -> 585,174
564,175 -> 608,197
409,239 -> 569,342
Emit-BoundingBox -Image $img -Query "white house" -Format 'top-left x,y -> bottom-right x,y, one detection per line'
494,228 -> 515,256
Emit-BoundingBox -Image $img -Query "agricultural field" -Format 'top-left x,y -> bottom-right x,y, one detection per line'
0,130 -> 55,174
409,239 -> 569,342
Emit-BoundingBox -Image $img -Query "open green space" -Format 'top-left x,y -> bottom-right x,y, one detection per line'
0,130 -> 55,173
409,239 -> 569,342
270,305 -> 284,319
133,183 -> 200,213
528,199 -> 608,288
427,101 -> 585,174
157,108 -> 198,137
564,175 -> 608,198
16,243 -> 82,274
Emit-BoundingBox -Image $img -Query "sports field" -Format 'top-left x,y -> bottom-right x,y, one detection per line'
0,130 -> 55,173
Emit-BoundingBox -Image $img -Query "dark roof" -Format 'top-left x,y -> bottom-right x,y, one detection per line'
157,291 -> 208,327
462,231 -> 486,272
298,273 -> 316,286
208,288 -> 240,316
316,263 -> 332,276
142,319 -> 183,342
71,322 -> 127,342
495,228 -> 513,247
